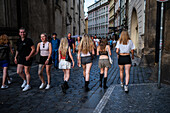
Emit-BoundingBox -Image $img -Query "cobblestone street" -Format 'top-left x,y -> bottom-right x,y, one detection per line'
0,50 -> 170,113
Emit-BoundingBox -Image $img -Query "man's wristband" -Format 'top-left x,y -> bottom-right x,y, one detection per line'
47,59 -> 49,61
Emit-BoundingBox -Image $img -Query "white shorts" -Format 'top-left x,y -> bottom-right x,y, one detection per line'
59,59 -> 71,69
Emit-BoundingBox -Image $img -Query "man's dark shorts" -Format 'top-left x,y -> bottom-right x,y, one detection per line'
17,56 -> 33,66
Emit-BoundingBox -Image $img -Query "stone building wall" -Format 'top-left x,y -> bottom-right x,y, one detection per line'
128,0 -> 145,57
144,0 -> 170,84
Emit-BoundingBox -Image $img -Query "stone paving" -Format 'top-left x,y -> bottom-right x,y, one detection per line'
0,50 -> 167,113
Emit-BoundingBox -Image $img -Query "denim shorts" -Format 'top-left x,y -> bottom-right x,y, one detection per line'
81,56 -> 92,65
0,60 -> 9,67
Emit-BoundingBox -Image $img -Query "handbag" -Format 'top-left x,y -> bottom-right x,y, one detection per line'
106,47 -> 113,64
65,47 -> 72,62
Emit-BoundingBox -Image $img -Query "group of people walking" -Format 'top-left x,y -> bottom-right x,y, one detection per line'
0,27 -> 135,93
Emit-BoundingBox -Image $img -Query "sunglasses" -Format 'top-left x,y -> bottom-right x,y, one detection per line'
43,43 -> 45,48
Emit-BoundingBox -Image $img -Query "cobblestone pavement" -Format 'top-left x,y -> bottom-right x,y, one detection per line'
1,50 -> 167,113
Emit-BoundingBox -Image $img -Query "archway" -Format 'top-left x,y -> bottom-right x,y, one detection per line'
130,8 -> 139,52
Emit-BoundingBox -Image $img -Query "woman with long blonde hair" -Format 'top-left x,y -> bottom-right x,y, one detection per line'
0,34 -> 13,89
77,35 -> 94,91
58,37 -> 74,93
116,30 -> 135,92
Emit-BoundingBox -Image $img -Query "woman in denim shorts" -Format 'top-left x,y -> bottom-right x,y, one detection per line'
97,38 -> 111,89
77,35 -> 95,91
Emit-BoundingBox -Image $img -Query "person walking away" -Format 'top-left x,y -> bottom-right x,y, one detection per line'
51,33 -> 60,69
34,33 -> 52,90
0,34 -> 14,89
58,38 -> 74,93
14,28 -> 35,92
97,38 -> 111,89
115,30 -> 135,92
77,35 -> 95,91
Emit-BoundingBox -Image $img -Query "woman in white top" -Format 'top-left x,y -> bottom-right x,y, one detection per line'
116,30 -> 135,92
77,35 -> 94,91
34,33 -> 52,90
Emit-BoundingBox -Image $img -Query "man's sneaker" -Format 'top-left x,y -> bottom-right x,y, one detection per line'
1,85 -> 9,89
8,78 -> 12,84
120,82 -> 124,88
124,85 -> 128,92
21,80 -> 27,88
22,85 -> 31,92
45,84 -> 50,90
39,83 -> 46,89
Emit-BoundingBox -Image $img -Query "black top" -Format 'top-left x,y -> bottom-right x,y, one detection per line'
17,38 -> 34,57
99,51 -> 108,56
0,44 -> 10,60
67,38 -> 75,49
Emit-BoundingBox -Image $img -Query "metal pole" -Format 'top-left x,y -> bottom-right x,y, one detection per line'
158,2 -> 164,89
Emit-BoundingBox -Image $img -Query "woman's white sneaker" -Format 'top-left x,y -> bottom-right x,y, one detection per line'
1,85 -> 9,89
45,84 -> 50,90
39,83 -> 46,89
21,80 -> 27,88
22,85 -> 31,92
8,78 -> 12,84
124,85 -> 128,92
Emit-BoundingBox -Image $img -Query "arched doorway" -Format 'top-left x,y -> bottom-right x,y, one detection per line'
130,8 -> 139,52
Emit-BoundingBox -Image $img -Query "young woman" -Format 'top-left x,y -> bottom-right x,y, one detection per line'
0,34 -> 13,89
77,35 -> 94,91
34,33 -> 52,90
58,38 -> 74,93
97,38 -> 111,89
115,30 -> 135,92
75,36 -> 81,53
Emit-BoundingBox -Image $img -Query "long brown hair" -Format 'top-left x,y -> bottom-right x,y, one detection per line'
0,34 -> 9,45
78,35 -> 94,54
119,30 -> 130,45
100,38 -> 107,51
59,37 -> 68,57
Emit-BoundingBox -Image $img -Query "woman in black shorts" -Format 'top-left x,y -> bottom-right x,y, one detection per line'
115,30 -> 135,92
77,35 -> 94,91
34,33 -> 52,90
97,38 -> 111,89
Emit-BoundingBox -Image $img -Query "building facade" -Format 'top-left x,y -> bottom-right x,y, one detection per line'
85,17 -> 88,34
0,0 -> 85,45
88,0 -> 109,38
128,0 -> 146,57
108,0 -> 115,37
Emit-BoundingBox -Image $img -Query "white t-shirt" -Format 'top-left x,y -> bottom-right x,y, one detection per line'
93,39 -> 100,47
115,40 -> 135,53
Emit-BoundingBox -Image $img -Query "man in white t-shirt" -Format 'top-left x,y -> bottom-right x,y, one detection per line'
93,35 -> 100,47
93,35 -> 100,55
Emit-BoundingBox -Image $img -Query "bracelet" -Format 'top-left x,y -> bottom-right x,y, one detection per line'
47,59 -> 49,61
